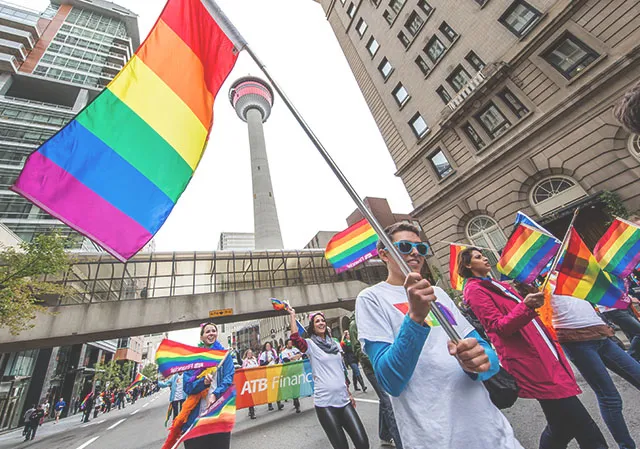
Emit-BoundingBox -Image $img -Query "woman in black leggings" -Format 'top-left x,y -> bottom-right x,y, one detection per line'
288,307 -> 369,449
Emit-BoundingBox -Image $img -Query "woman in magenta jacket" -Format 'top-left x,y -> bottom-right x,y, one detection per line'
459,247 -> 607,449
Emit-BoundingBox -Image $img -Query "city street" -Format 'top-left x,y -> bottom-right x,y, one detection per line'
1,370 -> 638,449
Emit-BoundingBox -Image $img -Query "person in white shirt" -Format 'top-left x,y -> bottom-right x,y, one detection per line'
242,349 -> 259,419
280,338 -> 303,413
356,222 -> 522,449
259,342 -> 284,411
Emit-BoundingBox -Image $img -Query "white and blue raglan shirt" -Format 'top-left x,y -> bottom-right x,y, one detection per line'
356,282 -> 523,449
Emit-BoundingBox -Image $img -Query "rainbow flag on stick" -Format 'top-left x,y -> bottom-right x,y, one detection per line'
181,387 -> 236,444
325,219 -> 378,273
270,298 -> 290,311
449,244 -> 467,290
156,339 -> 227,378
594,218 -> 640,279
126,372 -> 148,391
80,392 -> 93,410
11,0 -> 240,261
497,224 -> 560,284
555,228 -> 629,309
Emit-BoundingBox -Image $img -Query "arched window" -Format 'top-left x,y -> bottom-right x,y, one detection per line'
530,175 -> 587,216
629,134 -> 640,163
466,216 -> 507,269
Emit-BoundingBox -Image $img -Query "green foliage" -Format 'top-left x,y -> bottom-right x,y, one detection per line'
141,363 -> 158,382
600,191 -> 629,225
93,360 -> 125,390
0,233 -> 72,335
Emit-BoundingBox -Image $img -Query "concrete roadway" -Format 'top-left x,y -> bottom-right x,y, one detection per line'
0,372 -> 638,449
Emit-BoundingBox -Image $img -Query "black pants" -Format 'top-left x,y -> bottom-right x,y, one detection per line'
315,404 -> 369,449
24,423 -> 38,440
171,399 -> 184,419
183,432 -> 231,449
538,396 -> 608,449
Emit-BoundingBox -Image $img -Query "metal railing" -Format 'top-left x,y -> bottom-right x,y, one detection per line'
49,250 -> 387,306
446,70 -> 486,112
1,95 -> 74,111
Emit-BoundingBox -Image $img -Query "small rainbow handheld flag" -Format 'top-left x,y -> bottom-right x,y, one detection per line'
497,224 -> 560,284
325,219 -> 378,273
156,339 -> 227,378
594,218 -> 640,279
183,387 -> 236,442
449,244 -> 467,290
555,228 -> 629,309
126,372 -> 148,391
80,392 -> 93,410
270,298 -> 290,311
11,0 -> 240,261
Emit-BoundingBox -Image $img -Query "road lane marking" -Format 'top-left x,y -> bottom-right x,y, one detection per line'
107,419 -> 126,430
130,409 -> 140,415
355,398 -> 380,404
143,403 -> 149,408
75,436 -> 100,449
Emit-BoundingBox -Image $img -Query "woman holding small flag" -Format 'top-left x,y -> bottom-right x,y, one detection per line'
459,248 -> 608,448
242,349 -> 259,419
288,308 -> 369,449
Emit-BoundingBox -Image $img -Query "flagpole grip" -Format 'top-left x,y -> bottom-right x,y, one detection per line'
243,45 -> 460,343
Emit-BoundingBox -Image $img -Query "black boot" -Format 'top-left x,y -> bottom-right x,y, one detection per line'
358,375 -> 367,392
249,406 -> 256,419
353,374 -> 361,391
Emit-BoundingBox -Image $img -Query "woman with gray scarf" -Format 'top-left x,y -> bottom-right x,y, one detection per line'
289,308 -> 369,449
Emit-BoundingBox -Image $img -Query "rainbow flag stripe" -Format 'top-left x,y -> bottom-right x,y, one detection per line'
449,244 -> 467,290
594,218 -> 640,279
156,339 -> 227,378
497,224 -> 560,284
325,219 -> 378,273
556,228 -> 629,309
270,298 -> 290,311
127,372 -> 147,391
184,387 -> 236,441
11,0 -> 239,262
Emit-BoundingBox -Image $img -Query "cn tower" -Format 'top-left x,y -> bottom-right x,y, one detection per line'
229,76 -> 284,250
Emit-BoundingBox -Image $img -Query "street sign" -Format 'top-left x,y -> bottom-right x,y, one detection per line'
209,308 -> 233,318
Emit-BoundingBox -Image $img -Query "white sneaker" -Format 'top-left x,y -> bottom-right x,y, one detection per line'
380,439 -> 395,447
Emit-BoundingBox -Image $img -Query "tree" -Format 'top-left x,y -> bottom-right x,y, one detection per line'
93,360 -> 124,390
141,363 -> 159,382
0,233 -> 72,335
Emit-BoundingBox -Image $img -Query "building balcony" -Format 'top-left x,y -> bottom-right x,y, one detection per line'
445,71 -> 486,112
0,24 -> 34,49
0,11 -> 39,37
0,95 -> 74,112
0,37 -> 26,61
0,52 -> 17,73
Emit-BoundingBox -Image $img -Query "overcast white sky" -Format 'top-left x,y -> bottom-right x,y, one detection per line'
22,0 -> 413,344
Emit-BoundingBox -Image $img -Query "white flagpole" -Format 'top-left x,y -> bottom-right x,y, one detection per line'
200,0 -> 460,342
540,208 -> 580,292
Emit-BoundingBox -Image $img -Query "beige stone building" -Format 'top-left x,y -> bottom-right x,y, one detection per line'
313,0 -> 640,281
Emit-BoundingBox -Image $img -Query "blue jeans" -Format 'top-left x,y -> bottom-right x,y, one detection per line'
562,338 -> 640,449
603,309 -> 640,361
362,365 -> 402,448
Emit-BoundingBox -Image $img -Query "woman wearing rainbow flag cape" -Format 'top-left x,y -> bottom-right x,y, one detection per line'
163,322 -> 235,449
459,248 -> 607,449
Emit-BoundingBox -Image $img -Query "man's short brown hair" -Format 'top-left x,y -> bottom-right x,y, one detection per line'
614,81 -> 640,135
376,221 -> 421,252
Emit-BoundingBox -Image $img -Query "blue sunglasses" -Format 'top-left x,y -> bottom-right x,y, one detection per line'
389,240 -> 429,256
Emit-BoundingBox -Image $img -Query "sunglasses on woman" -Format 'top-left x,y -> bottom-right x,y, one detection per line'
390,240 -> 429,256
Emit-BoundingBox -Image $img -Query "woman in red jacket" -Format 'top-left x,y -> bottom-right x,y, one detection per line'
458,247 -> 607,449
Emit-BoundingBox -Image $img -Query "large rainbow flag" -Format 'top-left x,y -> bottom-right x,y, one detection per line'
156,339 -> 227,378
449,244 -> 467,290
126,372 -> 148,391
594,218 -> 640,279
234,360 -> 314,409
182,387 -> 236,443
497,224 -> 560,284
325,219 -> 378,273
11,0 -> 239,261
555,228 -> 629,309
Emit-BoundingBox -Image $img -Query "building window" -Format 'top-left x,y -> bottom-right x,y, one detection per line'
392,83 -> 410,107
499,0 -> 541,37
462,122 -> 486,150
389,0 -> 405,14
436,86 -> 452,104
409,113 -> 429,138
418,0 -> 433,15
629,135 -> 640,163
465,51 -> 485,72
475,102 -> 511,138
447,65 -> 471,92
356,18 -> 368,37
466,215 -> 507,269
347,2 -> 356,18
383,10 -> 394,24
425,36 -> 446,63
405,11 -> 424,37
366,37 -> 380,57
530,176 -> 587,216
542,33 -> 599,80
429,149 -> 454,179
415,56 -> 430,75
499,88 -> 529,118
439,22 -> 458,42
378,57 -> 394,80
398,31 -> 410,48
475,0 -> 489,5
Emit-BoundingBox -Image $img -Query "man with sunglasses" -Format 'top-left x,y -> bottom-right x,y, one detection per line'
355,222 -> 522,449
